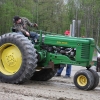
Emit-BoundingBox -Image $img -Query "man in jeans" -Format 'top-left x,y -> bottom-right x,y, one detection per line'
55,30 -> 72,78
13,16 -> 38,43
55,64 -> 71,78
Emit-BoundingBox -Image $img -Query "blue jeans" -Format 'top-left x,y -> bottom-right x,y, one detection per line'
30,31 -> 38,40
57,64 -> 71,77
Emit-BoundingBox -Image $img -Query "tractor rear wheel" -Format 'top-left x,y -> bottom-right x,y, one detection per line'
31,68 -> 57,81
74,69 -> 94,90
0,33 -> 37,84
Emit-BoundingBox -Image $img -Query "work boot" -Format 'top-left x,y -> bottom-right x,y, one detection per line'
55,73 -> 61,77
63,75 -> 70,78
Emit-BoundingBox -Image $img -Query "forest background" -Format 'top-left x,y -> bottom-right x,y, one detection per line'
0,0 -> 100,45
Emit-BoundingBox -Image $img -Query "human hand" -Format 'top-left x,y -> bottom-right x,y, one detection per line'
34,23 -> 38,28
25,31 -> 30,36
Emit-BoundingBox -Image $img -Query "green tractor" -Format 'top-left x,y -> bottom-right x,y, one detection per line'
0,30 -> 99,90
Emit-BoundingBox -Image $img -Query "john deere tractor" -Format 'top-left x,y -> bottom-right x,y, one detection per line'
0,30 -> 99,90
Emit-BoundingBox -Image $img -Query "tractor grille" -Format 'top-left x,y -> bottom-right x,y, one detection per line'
81,43 -> 90,59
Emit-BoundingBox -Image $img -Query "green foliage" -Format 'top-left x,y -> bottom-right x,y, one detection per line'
0,0 -> 100,45
0,1 -> 14,34
0,0 -> 36,34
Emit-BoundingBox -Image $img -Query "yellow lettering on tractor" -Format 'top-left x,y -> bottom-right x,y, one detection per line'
57,41 -> 67,44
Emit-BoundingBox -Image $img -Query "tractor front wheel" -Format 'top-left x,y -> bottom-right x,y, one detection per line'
88,69 -> 99,90
74,69 -> 94,90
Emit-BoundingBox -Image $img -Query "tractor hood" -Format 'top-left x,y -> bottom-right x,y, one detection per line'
43,34 -> 95,48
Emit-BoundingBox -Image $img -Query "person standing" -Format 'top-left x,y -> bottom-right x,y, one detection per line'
56,64 -> 71,78
55,30 -> 72,78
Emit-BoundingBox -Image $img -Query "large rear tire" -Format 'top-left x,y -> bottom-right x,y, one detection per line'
74,69 -> 94,90
0,33 -> 37,84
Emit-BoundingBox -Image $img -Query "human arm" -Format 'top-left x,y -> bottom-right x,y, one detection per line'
13,24 -> 30,36
24,17 -> 38,28
20,28 -> 30,36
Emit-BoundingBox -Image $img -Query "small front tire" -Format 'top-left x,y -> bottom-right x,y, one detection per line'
88,69 -> 99,90
74,69 -> 94,90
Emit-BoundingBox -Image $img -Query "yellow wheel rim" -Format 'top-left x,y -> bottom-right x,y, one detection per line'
77,75 -> 87,86
0,43 -> 22,75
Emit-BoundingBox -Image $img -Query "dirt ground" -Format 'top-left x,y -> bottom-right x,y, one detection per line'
0,66 -> 100,100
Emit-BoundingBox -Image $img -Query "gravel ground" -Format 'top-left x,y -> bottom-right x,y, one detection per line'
0,66 -> 100,100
